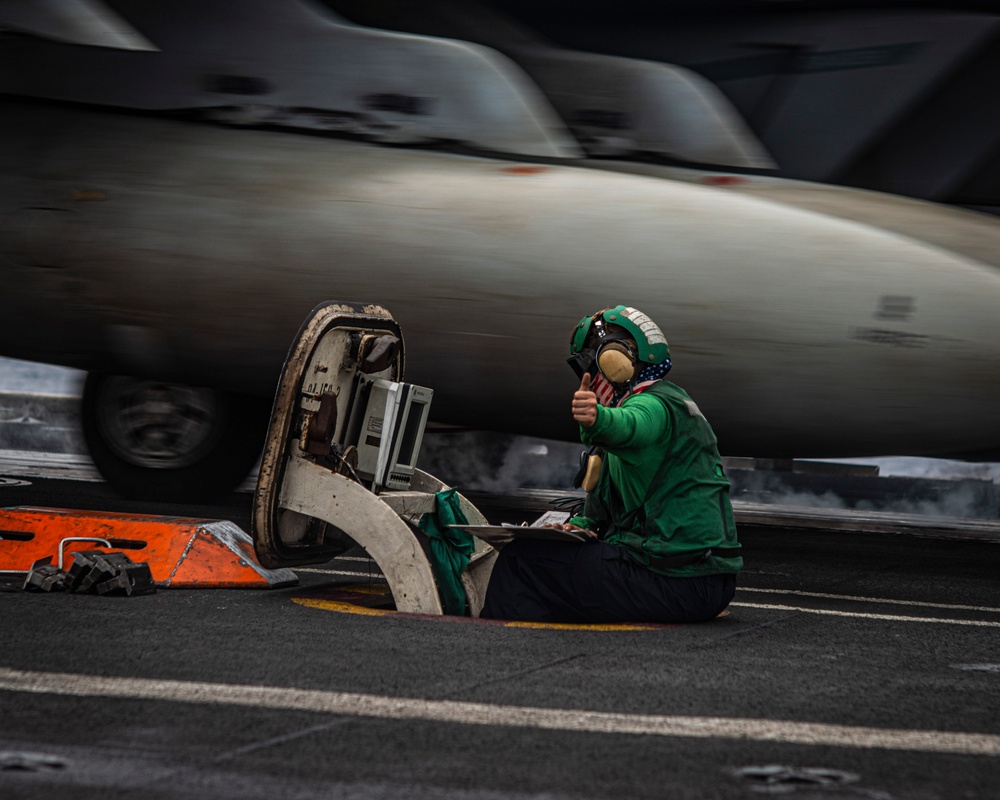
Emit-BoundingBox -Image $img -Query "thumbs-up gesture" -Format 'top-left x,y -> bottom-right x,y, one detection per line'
572,372 -> 598,428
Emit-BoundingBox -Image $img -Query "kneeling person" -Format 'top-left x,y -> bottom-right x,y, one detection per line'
481,306 -> 742,623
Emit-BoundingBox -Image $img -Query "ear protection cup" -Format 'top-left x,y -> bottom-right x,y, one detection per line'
596,341 -> 638,385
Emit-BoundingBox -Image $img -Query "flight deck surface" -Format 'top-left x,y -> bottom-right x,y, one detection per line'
2,452 -> 999,800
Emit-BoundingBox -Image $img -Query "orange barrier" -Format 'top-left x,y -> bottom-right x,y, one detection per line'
0,507 -> 298,589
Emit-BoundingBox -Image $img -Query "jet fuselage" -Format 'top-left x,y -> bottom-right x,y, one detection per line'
3,99 -> 1000,461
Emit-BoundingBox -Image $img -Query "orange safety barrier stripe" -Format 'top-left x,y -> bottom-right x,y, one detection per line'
0,507 -> 297,589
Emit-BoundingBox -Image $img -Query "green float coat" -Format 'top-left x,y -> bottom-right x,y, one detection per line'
570,381 -> 742,577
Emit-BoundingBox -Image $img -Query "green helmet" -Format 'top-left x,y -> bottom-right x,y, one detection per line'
569,305 -> 670,365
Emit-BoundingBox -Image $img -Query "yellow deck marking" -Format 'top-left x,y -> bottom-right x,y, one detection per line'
501,619 -> 666,631
294,598 -> 390,617
291,595 -> 674,630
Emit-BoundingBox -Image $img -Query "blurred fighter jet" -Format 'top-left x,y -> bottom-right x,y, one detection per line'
1,0 -> 999,500
493,0 -> 1000,212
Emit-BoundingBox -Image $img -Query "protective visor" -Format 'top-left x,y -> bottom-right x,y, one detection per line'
566,349 -> 596,380
566,332 -> 635,381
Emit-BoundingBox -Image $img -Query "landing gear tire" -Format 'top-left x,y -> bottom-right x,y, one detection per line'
81,373 -> 270,503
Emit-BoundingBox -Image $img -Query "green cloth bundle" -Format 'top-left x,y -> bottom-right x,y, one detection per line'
418,488 -> 475,616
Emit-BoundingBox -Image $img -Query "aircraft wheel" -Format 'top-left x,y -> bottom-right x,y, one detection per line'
81,373 -> 270,502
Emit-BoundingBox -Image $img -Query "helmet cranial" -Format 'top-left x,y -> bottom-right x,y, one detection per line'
569,306 -> 669,365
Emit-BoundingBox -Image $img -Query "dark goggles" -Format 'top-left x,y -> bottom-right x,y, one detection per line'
566,349 -> 597,381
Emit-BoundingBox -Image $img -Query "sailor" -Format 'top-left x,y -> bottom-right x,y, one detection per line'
481,305 -> 742,623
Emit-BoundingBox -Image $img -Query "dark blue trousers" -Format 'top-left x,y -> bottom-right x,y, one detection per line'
480,539 -> 736,624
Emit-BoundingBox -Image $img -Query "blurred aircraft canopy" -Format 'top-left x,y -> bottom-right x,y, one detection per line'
325,0 -> 774,168
0,0 -> 773,168
0,0 -> 156,51
0,0 -> 581,158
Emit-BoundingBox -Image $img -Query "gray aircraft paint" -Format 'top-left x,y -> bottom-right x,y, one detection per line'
2,101 -> 999,459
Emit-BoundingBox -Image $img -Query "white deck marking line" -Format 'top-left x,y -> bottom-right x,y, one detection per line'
731,602 -> 1000,627
327,556 -> 377,564
1,667 -> 998,756
740,587 -> 1000,615
294,568 -> 386,580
